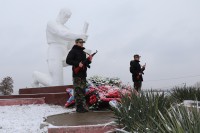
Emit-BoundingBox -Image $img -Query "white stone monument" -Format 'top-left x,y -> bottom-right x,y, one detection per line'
32,8 -> 90,87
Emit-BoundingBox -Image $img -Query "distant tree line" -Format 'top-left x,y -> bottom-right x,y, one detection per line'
0,76 -> 13,95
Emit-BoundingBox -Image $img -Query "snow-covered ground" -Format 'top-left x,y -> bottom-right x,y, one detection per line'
0,104 -> 74,133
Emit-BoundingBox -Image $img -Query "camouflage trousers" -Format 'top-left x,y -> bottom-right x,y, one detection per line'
134,81 -> 142,92
73,77 -> 87,107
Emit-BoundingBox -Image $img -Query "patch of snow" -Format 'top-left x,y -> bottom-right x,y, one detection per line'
0,104 -> 74,133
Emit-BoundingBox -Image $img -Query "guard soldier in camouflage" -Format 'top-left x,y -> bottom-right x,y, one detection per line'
130,54 -> 146,93
66,38 -> 92,113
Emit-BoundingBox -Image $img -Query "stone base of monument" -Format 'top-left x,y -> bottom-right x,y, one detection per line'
46,111 -> 117,133
0,85 -> 73,106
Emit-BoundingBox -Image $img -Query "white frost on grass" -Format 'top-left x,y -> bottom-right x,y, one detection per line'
0,104 -> 74,133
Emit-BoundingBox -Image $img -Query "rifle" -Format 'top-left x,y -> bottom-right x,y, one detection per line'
137,63 -> 146,80
73,50 -> 98,74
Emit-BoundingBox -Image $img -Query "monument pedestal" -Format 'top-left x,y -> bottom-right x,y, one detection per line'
0,85 -> 73,106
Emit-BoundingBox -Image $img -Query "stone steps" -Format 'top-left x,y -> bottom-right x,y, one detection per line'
0,85 -> 73,106
0,97 -> 45,106
19,85 -> 73,94
0,92 -> 68,106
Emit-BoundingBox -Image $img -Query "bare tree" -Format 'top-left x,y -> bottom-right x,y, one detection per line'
0,76 -> 14,95
194,81 -> 200,88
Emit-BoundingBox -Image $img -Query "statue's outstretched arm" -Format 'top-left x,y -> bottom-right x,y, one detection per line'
47,22 -> 86,41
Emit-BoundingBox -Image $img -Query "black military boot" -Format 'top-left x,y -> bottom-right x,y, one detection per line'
76,105 -> 88,113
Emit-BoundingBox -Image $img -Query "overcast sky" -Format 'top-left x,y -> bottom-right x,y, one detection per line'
0,0 -> 200,94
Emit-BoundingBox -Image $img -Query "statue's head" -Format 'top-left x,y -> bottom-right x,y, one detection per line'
56,8 -> 72,24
